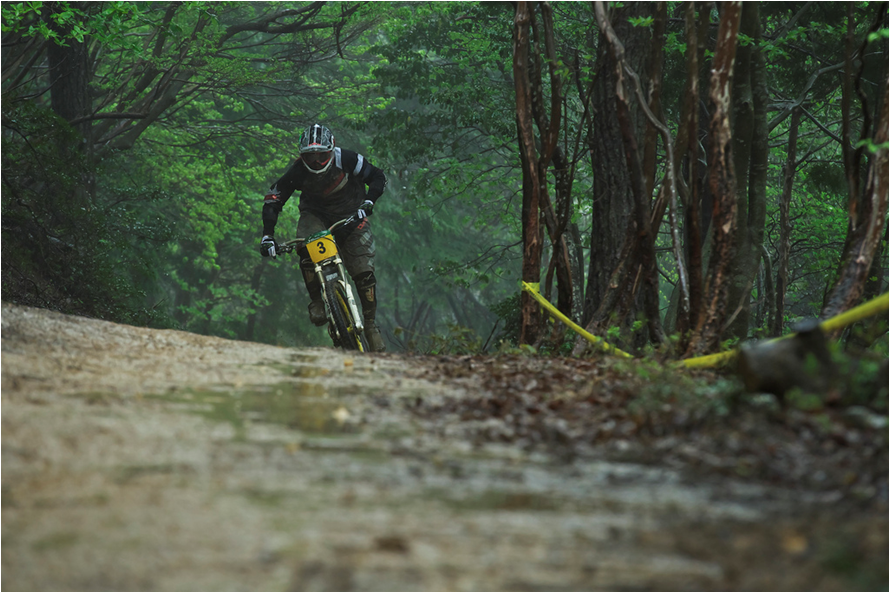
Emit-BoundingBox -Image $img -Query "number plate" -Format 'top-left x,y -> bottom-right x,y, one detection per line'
306,232 -> 338,263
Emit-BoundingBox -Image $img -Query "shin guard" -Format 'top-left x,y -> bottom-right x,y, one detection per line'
354,271 -> 377,321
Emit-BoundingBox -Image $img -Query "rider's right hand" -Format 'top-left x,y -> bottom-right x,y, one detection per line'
260,235 -> 278,258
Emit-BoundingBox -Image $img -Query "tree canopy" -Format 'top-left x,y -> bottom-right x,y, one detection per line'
2,1 -> 887,356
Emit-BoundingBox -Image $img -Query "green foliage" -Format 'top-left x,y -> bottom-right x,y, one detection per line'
490,292 -> 522,346
395,323 -> 483,355
855,137 -> 889,154
785,387 -> 825,412
1,0 -> 881,356
1,102 -> 173,326
494,342 -> 538,356
867,28 -> 889,43
612,358 -> 741,424
627,15 -> 654,29
1,1 -> 143,45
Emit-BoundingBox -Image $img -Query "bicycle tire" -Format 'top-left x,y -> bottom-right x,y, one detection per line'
336,285 -> 369,352
327,281 -> 367,352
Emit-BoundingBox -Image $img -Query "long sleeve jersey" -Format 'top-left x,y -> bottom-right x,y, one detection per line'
262,147 -> 386,236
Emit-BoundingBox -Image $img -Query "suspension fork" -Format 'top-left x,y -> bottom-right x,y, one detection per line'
316,255 -> 364,332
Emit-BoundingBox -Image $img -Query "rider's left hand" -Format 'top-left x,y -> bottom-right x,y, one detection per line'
356,200 -> 374,220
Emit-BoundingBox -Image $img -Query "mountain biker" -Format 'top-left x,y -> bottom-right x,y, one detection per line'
259,123 -> 387,352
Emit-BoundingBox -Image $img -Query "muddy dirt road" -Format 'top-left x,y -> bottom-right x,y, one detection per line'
2,302 -> 886,591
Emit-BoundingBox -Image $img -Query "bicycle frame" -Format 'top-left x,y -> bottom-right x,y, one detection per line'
279,218 -> 366,350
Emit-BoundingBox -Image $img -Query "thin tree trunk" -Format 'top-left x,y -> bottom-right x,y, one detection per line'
677,1 -> 707,343
725,2 -> 765,340
840,4 -> 861,206
743,3 -> 769,335
773,107 -> 801,336
759,244 -> 774,333
568,221 -> 586,323
685,1 -> 743,356
529,3 -> 573,321
622,1 -> 689,342
642,2 -> 666,198
514,1 -> 543,345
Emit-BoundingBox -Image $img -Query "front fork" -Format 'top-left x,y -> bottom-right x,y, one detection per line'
316,255 -> 364,333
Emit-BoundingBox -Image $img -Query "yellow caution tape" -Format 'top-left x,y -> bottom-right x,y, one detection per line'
677,292 -> 889,368
820,292 -> 889,334
679,349 -> 738,369
521,282 -> 633,358
521,283 -> 888,369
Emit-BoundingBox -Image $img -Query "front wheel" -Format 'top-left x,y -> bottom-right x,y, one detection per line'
327,281 -> 368,352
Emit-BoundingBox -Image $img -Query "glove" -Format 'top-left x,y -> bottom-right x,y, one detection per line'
356,199 -> 374,220
259,235 -> 278,258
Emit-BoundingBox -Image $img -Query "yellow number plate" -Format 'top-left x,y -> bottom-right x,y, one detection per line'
307,234 -> 337,263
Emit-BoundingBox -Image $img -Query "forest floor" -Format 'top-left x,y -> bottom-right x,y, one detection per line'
1,302 -> 887,591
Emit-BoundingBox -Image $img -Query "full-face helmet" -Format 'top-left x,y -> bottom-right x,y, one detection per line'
299,124 -> 335,174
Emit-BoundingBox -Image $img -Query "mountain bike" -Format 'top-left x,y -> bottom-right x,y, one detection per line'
279,217 -> 370,352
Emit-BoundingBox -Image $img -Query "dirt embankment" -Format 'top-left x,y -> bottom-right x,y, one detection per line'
2,302 -> 887,591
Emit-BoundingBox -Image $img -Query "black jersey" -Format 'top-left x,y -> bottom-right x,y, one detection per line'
262,147 -> 386,236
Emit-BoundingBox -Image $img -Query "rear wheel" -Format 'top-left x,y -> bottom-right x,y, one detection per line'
326,281 -> 367,351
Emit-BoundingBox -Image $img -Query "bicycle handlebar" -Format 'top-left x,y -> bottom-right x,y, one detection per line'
278,216 -> 355,253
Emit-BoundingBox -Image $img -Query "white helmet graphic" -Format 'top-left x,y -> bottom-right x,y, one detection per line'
299,124 -> 335,174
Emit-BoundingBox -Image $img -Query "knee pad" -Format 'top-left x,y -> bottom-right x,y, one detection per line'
298,247 -> 313,271
354,271 -> 376,291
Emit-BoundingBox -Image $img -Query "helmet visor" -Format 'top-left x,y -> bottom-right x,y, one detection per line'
302,151 -> 332,171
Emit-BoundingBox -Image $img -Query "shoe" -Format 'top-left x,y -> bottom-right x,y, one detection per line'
308,300 -> 327,326
364,320 -> 386,352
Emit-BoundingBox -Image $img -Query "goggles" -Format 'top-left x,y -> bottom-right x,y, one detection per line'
302,151 -> 332,170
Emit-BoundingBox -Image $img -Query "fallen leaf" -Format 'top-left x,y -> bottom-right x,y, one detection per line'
333,406 -> 350,425
781,531 -> 808,555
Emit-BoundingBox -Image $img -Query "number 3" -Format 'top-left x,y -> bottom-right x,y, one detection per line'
316,241 -> 326,254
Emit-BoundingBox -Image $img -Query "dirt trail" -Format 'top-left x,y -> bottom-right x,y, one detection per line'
1,302 -> 886,591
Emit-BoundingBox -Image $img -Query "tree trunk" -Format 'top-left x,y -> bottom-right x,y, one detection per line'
591,0 -> 664,345
675,1 -> 708,342
568,221 -> 586,323
773,107 -> 801,336
862,225 -> 888,303
529,3 -> 573,322
685,1 -> 743,356
513,1 -> 543,345
725,2 -> 767,340
642,2 -> 666,198
758,244 -> 774,332
581,2 -> 651,327
45,4 -> 92,141
743,2 -> 769,333
821,76 -> 889,322
840,4 -> 862,206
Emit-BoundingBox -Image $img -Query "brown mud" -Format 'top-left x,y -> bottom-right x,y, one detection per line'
2,302 -> 886,591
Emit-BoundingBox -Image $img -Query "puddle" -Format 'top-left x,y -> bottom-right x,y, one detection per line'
438,489 -> 563,512
149,381 -> 355,438
289,353 -> 324,365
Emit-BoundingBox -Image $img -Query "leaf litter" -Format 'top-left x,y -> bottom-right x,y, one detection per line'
400,353 -> 888,499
